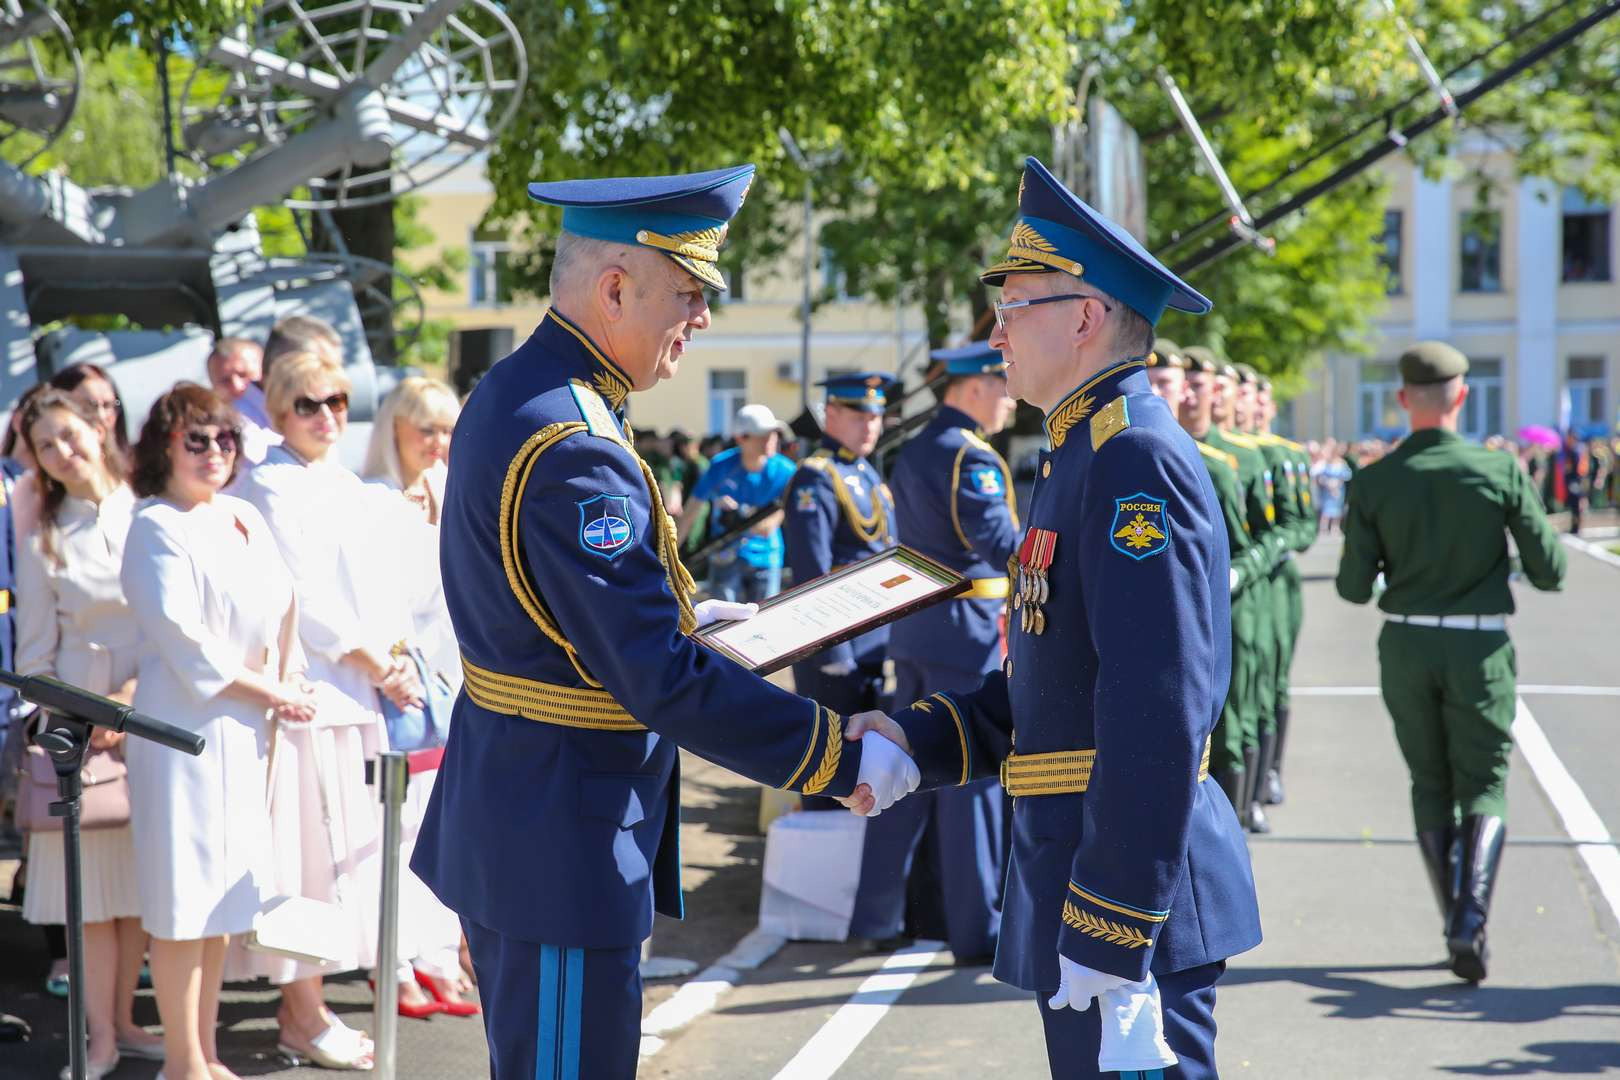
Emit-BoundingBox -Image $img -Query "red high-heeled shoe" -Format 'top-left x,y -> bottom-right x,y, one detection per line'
370,977 -> 445,1020
415,969 -> 481,1017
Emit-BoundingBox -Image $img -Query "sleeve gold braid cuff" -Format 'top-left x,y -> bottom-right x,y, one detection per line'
999,736 -> 1210,797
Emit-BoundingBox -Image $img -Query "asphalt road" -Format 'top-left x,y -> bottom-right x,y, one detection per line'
647,529 -> 1620,1079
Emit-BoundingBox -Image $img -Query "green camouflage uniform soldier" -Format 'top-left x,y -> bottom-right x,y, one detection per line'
1203,360 -> 1281,832
1168,348 -> 1271,820
1248,372 -> 1318,807
1335,341 -> 1566,983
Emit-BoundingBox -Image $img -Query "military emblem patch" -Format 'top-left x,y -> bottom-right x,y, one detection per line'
796,488 -> 817,512
1110,493 -> 1171,561
971,467 -> 1003,495
577,493 -> 635,559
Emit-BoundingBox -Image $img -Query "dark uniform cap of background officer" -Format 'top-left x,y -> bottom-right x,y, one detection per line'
1181,345 -> 1219,374
1399,341 -> 1470,385
1149,337 -> 1186,368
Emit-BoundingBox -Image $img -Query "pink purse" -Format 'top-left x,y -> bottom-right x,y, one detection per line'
16,743 -> 131,832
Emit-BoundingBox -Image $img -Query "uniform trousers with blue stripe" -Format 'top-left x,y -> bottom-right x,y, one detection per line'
848,658 -> 1009,958
1036,960 -> 1224,1080
462,917 -> 641,1080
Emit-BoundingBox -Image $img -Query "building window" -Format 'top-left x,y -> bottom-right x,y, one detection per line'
1460,358 -> 1504,440
820,245 -> 860,301
707,369 -> 747,437
1379,210 -> 1404,295
1561,188 -> 1611,283
469,226 -> 512,307
1358,359 -> 1404,438
1458,209 -> 1502,293
1567,355 -> 1607,426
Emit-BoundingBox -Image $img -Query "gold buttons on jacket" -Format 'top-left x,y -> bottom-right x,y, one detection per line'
1004,658 -> 1014,678
1042,461 -> 1051,478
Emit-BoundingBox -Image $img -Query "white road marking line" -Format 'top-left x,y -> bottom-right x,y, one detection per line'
1512,697 -> 1620,927
638,928 -> 787,1057
771,940 -> 944,1080
1562,532 -> 1620,570
1292,685 -> 1620,697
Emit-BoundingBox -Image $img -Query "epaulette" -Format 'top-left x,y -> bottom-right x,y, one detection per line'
1196,441 -> 1239,470
568,379 -> 623,441
1224,431 -> 1260,449
961,429 -> 995,454
799,452 -> 836,475
1089,396 -> 1130,451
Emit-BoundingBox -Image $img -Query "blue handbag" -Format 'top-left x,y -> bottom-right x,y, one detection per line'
380,645 -> 456,752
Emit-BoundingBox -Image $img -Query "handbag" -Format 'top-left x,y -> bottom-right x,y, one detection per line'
379,644 -> 455,752
16,739 -> 130,833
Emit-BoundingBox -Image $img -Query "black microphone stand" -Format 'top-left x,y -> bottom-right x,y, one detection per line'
0,669 -> 205,1080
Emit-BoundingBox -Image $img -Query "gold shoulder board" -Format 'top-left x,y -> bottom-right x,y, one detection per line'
1090,396 -> 1130,451
568,380 -> 621,441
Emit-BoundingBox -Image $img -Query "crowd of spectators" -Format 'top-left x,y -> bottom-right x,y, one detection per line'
0,317 -> 470,1079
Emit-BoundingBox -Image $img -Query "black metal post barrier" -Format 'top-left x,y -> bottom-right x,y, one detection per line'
0,669 -> 204,1080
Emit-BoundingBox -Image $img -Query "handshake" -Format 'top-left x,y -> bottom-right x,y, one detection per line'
836,712 -> 920,817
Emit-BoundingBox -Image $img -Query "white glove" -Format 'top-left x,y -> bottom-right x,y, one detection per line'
693,599 -> 758,628
819,658 -> 856,677
1228,567 -> 1240,594
1047,954 -> 1132,1012
1096,972 -> 1178,1072
853,729 -> 919,817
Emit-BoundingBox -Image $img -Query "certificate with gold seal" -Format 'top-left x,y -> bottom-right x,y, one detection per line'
694,546 -> 969,675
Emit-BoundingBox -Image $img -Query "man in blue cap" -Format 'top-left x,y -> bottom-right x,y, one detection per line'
782,372 -> 900,756
843,157 -> 1260,1078
854,342 -> 1020,961
411,166 -> 919,1080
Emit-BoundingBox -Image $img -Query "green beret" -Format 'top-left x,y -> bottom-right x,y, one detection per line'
1400,341 -> 1469,385
1148,337 -> 1185,368
1218,361 -> 1239,380
1257,375 -> 1272,392
1233,362 -> 1259,385
1181,345 -> 1218,374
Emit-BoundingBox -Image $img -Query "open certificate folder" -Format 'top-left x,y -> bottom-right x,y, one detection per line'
694,546 -> 970,675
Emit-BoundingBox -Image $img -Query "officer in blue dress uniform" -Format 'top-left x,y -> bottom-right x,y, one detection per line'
847,158 -> 1261,1079
859,342 -> 1020,959
411,165 -> 917,1080
782,373 -> 899,762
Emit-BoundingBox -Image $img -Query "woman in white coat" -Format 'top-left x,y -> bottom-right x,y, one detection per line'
361,376 -> 477,1018
121,383 -> 317,1080
15,391 -> 165,1077
236,350 -> 435,1064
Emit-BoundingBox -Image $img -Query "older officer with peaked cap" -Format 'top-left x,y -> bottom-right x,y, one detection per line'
861,342 -> 1021,960
411,166 -> 918,1079
1336,341 -> 1564,983
845,158 -> 1260,1079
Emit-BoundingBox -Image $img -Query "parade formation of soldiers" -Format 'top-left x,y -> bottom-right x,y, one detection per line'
410,143 -> 1570,1079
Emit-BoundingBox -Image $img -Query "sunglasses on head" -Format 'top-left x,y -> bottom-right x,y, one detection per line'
181,429 -> 239,456
293,392 -> 349,418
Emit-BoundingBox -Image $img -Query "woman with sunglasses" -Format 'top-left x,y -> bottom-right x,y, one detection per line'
360,377 -> 479,1018
237,350 -> 441,1063
14,391 -> 163,1078
121,383 -> 315,1080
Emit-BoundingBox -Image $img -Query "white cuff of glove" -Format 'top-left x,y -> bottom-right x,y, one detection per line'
853,730 -> 920,817
1228,567 -> 1240,593
1046,954 -> 1132,1012
1096,972 -> 1179,1072
819,659 -> 856,677
693,599 -> 758,628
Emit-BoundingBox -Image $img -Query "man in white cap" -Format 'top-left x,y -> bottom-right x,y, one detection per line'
678,403 -> 796,603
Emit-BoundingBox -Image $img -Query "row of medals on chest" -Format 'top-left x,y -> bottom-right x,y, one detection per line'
1010,528 -> 1057,636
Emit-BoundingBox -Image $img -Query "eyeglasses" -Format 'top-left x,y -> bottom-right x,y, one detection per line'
180,429 -> 239,456
84,397 -> 120,416
992,292 -> 1113,329
292,392 -> 349,418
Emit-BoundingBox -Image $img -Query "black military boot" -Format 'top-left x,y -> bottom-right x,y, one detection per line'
1447,815 -> 1506,983
1415,825 -> 1459,926
1217,764 -> 1247,823
1262,707 -> 1289,805
1244,744 -> 1270,833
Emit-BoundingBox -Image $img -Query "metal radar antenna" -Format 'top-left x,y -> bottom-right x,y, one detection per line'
178,0 -> 527,209
0,0 -> 82,166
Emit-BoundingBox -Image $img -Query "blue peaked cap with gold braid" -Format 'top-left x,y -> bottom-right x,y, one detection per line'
981,157 -> 1212,324
527,164 -> 755,291
931,341 -> 1007,378
818,371 -> 897,414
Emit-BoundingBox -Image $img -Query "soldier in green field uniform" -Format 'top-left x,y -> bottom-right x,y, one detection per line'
1335,341 -> 1566,983
1202,359 -> 1281,832
1247,372 -> 1317,808
1167,348 -> 1271,821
